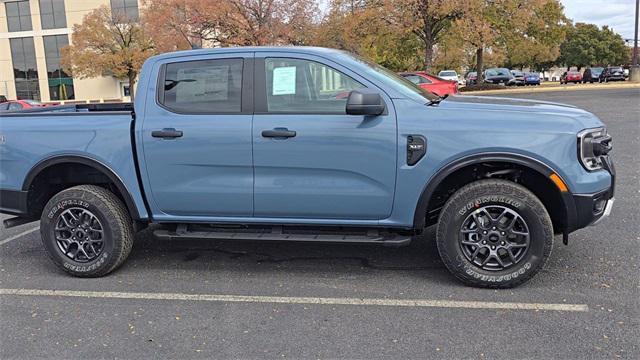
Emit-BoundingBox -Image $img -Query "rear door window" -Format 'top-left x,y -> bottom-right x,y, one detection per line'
159,58 -> 243,114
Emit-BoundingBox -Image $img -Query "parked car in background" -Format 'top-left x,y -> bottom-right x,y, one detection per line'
465,72 -> 478,85
0,100 -> 50,111
582,67 -> 603,83
484,68 -> 514,85
509,70 -> 525,86
399,71 -> 458,97
623,68 -> 629,78
438,70 -> 463,85
560,71 -> 582,84
599,66 -> 625,82
523,72 -> 541,85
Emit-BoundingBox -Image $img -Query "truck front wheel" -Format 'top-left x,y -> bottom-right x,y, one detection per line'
40,185 -> 134,277
436,179 -> 553,288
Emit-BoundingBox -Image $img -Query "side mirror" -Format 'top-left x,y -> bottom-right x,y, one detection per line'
345,89 -> 385,116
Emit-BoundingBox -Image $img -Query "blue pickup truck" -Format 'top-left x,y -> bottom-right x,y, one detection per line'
0,47 -> 614,288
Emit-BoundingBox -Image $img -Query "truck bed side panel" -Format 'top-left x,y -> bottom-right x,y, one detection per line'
0,113 -> 148,219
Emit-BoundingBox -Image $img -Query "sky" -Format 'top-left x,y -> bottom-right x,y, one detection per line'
561,0 -> 638,42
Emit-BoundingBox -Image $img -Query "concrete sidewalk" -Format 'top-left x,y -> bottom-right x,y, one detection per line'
462,81 -> 640,95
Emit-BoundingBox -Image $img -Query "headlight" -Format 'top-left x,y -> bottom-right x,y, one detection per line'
577,127 -> 612,171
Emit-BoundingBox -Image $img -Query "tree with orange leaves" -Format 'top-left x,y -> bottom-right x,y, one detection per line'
61,5 -> 155,101
385,0 -> 464,71
141,0 -> 233,51
142,0 -> 319,50
455,0 -> 566,83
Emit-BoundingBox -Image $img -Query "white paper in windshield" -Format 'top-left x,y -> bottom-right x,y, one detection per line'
272,66 -> 296,95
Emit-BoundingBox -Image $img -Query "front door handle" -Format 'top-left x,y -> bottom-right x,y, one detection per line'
262,128 -> 296,138
152,128 -> 183,139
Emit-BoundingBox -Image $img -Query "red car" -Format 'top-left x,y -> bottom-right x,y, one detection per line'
560,71 -> 582,84
399,71 -> 458,97
0,99 -> 59,111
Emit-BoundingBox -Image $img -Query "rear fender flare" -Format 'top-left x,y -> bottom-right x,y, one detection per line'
22,155 -> 141,220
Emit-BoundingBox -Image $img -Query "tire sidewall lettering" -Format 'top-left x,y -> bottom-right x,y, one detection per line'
458,196 -> 521,217
62,252 -> 110,273
47,199 -> 90,219
462,262 -> 532,283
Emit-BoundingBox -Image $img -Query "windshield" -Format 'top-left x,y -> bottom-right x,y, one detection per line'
23,100 -> 43,105
348,54 -> 441,102
439,71 -> 457,77
511,70 -> 524,76
591,67 -> 604,74
486,68 -> 511,77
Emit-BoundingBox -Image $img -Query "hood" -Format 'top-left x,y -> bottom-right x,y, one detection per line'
435,95 -> 604,130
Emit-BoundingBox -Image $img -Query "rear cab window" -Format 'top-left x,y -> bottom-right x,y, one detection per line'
158,58 -> 244,114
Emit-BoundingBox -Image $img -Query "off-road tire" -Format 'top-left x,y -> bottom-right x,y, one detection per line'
40,185 -> 134,277
436,179 -> 553,288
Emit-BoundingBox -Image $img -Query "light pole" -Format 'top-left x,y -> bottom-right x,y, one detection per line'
630,0 -> 640,82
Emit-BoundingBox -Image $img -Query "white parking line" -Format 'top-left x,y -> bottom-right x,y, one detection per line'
0,288 -> 588,312
0,227 -> 39,246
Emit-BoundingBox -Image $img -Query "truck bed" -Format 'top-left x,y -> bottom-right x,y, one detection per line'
0,105 -> 147,218
1,102 -> 133,114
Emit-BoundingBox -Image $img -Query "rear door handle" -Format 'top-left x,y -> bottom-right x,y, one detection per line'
152,128 -> 183,139
262,128 -> 296,138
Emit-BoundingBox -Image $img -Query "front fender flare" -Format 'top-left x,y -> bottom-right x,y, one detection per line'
412,152 -> 576,232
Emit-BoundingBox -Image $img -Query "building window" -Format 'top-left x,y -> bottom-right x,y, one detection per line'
122,84 -> 131,97
39,0 -> 67,29
6,1 -> 33,32
43,35 -> 74,100
10,37 -> 40,100
110,0 -> 138,21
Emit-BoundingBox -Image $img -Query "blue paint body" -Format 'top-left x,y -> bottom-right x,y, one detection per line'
0,47 -> 611,229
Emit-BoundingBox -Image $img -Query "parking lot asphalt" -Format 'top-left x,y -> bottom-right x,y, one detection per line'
1,88 -> 638,359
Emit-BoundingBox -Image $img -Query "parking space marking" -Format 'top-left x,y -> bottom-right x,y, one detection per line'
0,288 -> 588,312
0,227 -> 39,246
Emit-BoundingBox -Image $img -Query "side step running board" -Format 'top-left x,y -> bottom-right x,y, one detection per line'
153,225 -> 412,247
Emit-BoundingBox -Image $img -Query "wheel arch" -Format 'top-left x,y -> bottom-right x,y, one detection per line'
22,155 -> 142,220
413,152 -> 576,232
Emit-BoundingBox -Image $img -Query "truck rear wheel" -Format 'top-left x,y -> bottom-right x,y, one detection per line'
40,185 -> 134,277
436,179 -> 553,288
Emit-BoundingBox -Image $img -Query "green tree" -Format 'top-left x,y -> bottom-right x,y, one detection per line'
384,0 -> 463,71
559,23 -> 628,69
453,0 -> 568,82
503,0 -> 568,70
454,0 -> 517,83
315,0 -> 423,71
61,6 -> 155,101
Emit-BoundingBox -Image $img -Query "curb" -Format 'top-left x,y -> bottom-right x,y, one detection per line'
462,82 -> 640,95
